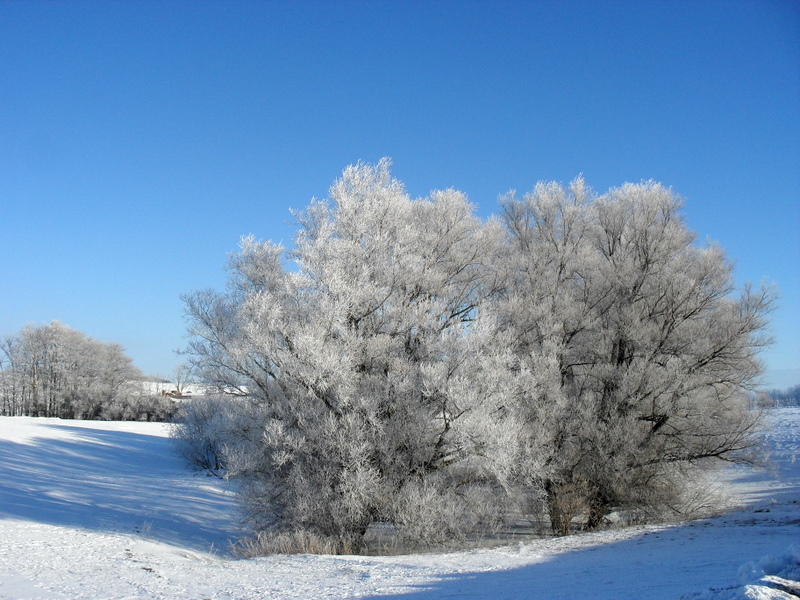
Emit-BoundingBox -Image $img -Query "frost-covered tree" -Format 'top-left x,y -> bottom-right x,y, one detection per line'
183,160 -> 517,550
497,179 -> 774,533
0,321 -> 143,419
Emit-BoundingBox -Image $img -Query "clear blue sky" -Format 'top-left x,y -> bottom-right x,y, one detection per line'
1,1 -> 798,387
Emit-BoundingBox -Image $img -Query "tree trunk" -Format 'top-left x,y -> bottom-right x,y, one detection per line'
585,489 -> 612,530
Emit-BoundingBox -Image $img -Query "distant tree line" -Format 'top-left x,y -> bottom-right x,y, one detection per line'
0,321 -> 176,421
763,384 -> 800,407
175,160 -> 775,553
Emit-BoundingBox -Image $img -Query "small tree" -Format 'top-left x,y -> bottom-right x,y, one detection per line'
171,363 -> 194,396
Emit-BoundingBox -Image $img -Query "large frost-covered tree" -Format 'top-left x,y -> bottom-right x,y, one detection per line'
181,161 -> 773,549
497,178 -> 774,533
184,160 -> 518,550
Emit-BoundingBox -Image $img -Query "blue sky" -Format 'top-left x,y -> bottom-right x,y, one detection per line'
1,0 -> 798,387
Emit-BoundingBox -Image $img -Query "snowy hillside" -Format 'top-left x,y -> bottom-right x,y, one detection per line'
0,410 -> 797,600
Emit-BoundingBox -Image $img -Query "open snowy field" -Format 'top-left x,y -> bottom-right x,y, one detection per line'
0,409 -> 797,600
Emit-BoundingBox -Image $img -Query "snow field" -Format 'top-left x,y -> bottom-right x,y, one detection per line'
0,409 -> 798,600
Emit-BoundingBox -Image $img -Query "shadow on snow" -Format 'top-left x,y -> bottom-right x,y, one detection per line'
361,485 -> 798,600
358,411 -> 800,600
0,422 -> 241,555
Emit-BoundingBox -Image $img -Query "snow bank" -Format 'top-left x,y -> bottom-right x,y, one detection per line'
684,546 -> 800,600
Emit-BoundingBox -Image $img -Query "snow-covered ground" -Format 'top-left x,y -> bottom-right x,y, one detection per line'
0,409 -> 797,600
